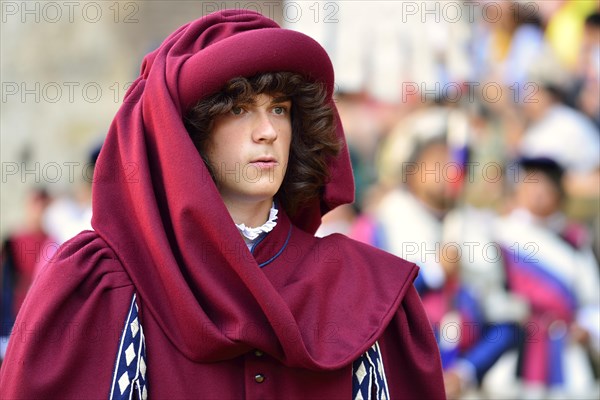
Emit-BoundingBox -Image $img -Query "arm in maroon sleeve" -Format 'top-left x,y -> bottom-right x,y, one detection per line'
379,283 -> 446,400
0,231 -> 134,399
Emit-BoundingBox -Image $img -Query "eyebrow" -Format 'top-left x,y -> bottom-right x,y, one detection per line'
270,94 -> 291,104
234,94 -> 291,107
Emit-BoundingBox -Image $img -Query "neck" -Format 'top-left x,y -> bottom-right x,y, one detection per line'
224,198 -> 274,228
408,187 -> 448,217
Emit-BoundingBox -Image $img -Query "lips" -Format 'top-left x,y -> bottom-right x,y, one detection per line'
249,156 -> 278,168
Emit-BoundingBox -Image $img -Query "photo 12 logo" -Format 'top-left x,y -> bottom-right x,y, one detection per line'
402,81 -> 540,104
200,1 -> 339,24
1,1 -> 140,24
2,81 -> 134,104
398,1 -> 539,24
1,161 -> 140,185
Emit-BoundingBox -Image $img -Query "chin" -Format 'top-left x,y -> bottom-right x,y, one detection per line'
241,186 -> 280,203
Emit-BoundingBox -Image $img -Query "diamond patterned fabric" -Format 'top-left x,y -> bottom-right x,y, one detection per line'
352,342 -> 390,400
109,294 -> 148,400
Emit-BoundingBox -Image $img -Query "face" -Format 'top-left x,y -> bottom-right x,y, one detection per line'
409,142 -> 454,212
515,172 -> 561,218
206,93 -> 292,207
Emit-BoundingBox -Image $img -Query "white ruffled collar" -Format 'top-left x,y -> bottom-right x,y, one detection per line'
235,203 -> 278,241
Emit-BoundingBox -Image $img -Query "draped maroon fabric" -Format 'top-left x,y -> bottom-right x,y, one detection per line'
0,10 -> 445,399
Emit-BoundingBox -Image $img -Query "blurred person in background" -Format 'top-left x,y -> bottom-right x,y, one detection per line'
516,60 -> 600,219
365,106 -> 471,295
367,122 -> 456,295
474,2 -> 600,215
471,2 -> 599,209
471,0 -> 546,87
518,65 -> 599,176
440,203 -> 526,400
500,1 -> 547,89
571,11 -> 600,128
352,107 -> 524,399
543,0 -> 599,73
488,157 -> 600,399
42,145 -> 99,245
0,188 -> 53,366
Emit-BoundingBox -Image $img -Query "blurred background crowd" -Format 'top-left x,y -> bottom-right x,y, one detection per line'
1,1 -> 599,399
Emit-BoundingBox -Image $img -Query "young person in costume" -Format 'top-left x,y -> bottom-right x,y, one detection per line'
491,157 -> 600,399
0,10 -> 445,399
352,121 -> 524,399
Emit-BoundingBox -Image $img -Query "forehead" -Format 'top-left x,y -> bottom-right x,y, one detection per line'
419,142 -> 449,161
236,92 -> 291,104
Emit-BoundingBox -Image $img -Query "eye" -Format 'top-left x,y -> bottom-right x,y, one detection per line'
272,104 -> 289,115
231,106 -> 245,115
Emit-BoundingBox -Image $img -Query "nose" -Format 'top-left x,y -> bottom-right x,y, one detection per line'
251,111 -> 278,143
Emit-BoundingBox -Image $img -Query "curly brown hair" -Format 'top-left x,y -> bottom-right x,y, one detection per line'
184,72 -> 341,216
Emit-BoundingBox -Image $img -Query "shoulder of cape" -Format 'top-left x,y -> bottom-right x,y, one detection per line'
286,228 -> 420,310
311,231 -> 418,277
39,229 -> 133,289
0,230 -> 136,397
273,228 -> 423,370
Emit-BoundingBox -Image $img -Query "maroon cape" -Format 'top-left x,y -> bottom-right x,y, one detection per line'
0,10 -> 445,399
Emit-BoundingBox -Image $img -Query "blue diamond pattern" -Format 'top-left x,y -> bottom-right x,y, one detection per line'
352,341 -> 390,400
109,293 -> 148,400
